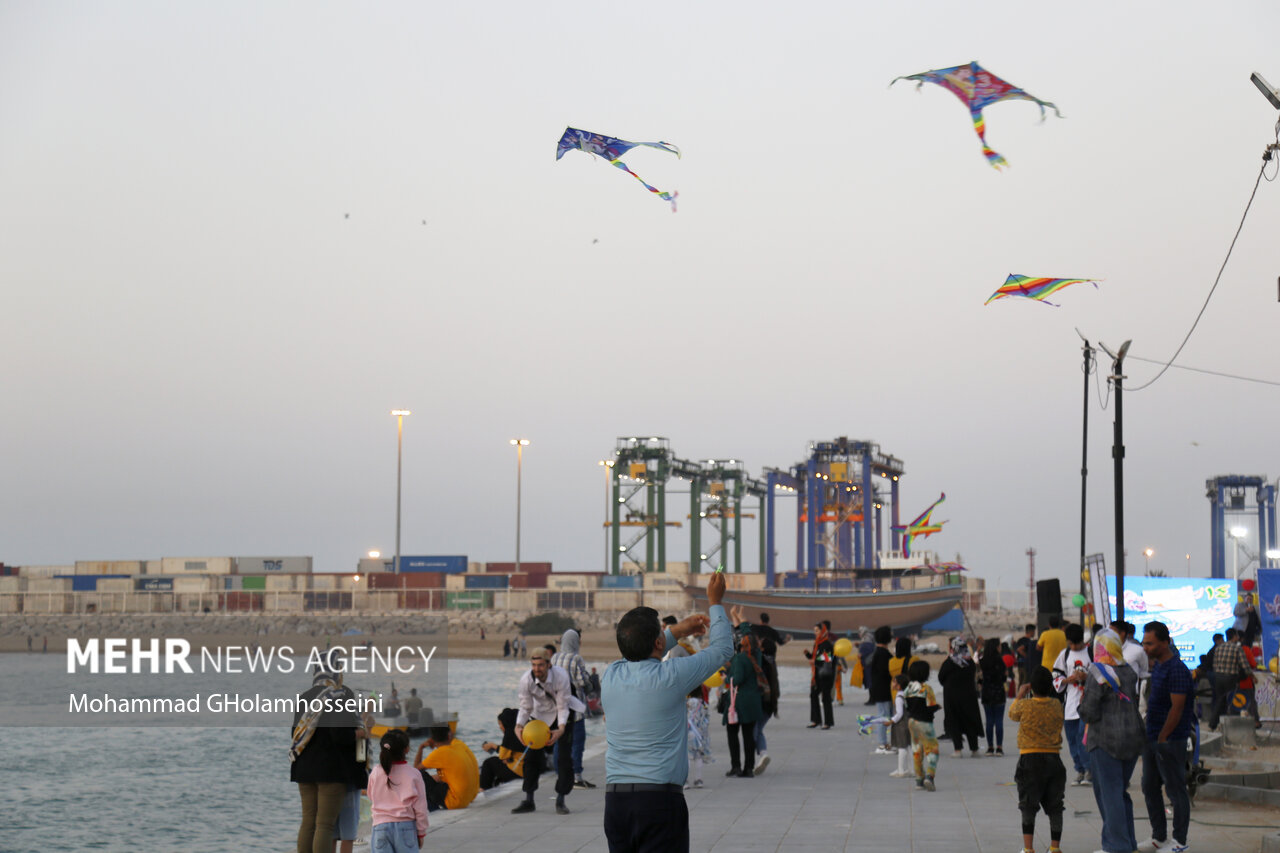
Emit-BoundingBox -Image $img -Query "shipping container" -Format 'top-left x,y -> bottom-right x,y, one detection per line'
173,576 -> 217,593
220,591 -> 263,611
445,574 -> 467,591
536,591 -> 591,611
268,592 -> 305,611
136,577 -> 175,592
397,589 -> 443,610
357,558 -> 393,574
445,590 -> 492,610
97,578 -> 133,593
161,557 -> 234,575
142,560 -> 165,575
368,572 -> 444,590
400,556 -> 467,574
265,575 -> 297,591
20,565 -> 74,578
524,572 -> 548,589
28,578 -> 71,593
464,574 -> 508,590
239,576 -> 266,591
234,556 -> 313,574
0,594 -> 21,613
0,576 -> 25,592
643,574 -> 684,589
484,562 -> 552,574
547,575 -> 595,591
75,560 -> 144,576
498,589 -> 537,610
309,575 -> 337,591
593,590 -> 641,610
304,591 -> 352,611
599,575 -> 642,589
468,562 -> 485,574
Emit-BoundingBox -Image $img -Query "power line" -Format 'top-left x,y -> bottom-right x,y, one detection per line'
1127,353 -> 1280,388
1129,156 -> 1271,392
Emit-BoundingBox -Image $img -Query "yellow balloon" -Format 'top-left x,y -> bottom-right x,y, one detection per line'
703,671 -> 724,689
833,638 -> 854,658
521,719 -> 550,750
1081,570 -> 1091,583
1270,656 -> 1278,675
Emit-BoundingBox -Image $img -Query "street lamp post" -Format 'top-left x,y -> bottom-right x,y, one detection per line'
510,439 -> 530,574
1144,548 -> 1153,575
1230,526 -> 1248,584
391,410 -> 411,574
598,460 -> 615,573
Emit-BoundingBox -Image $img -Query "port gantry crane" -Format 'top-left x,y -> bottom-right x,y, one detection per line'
1205,475 -> 1277,579
764,438 -> 906,587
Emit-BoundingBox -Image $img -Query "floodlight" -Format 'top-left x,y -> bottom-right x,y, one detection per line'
1251,72 -> 1280,110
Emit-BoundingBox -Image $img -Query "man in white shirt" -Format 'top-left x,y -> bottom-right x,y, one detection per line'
513,650 -> 577,815
1051,623 -> 1093,785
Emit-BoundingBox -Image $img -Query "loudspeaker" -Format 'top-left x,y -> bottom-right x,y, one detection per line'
1036,579 -> 1062,613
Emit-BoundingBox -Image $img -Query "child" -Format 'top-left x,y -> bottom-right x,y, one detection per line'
887,673 -> 913,777
686,685 -> 712,789
903,660 -> 941,791
1008,666 -> 1066,853
368,729 -> 428,853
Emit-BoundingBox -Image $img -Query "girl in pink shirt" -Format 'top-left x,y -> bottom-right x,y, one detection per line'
367,730 -> 428,852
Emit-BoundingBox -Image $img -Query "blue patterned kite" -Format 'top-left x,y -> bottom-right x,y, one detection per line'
891,62 -> 1062,169
556,127 -> 680,210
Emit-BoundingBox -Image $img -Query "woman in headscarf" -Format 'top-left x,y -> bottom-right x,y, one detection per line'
479,708 -> 526,790
977,637 -> 1008,755
805,621 -> 836,728
1078,627 -> 1143,853
289,663 -> 367,853
937,637 -> 984,756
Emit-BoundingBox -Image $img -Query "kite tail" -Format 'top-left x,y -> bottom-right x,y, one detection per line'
971,109 -> 1008,170
609,158 -> 678,212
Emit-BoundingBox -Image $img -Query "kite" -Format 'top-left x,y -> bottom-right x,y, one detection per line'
890,61 -> 1062,169
556,127 -> 680,210
893,493 -> 946,558
985,275 -> 1100,306
855,714 -> 893,736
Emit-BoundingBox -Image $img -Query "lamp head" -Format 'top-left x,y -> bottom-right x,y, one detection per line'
1251,72 -> 1280,111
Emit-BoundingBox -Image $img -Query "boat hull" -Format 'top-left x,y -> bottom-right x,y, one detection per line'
685,584 -> 963,637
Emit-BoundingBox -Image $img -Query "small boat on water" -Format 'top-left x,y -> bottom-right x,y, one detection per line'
685,552 -> 965,637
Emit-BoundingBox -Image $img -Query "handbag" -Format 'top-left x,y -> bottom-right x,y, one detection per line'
850,656 -> 864,687
727,681 -> 739,725
716,689 -> 729,715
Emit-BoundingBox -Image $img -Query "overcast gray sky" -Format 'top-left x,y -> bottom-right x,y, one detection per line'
3,2 -> 1279,591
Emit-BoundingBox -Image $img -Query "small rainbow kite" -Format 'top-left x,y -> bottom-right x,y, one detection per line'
891,61 -> 1061,169
556,127 -> 680,211
894,493 -> 947,558
985,274 -> 1099,306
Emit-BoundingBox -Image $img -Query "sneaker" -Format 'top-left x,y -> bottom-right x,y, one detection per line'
693,779 -> 703,788
1166,843 -> 1189,852
889,769 -> 912,777
1137,839 -> 1170,852
511,801 -> 536,814
555,804 -> 571,816
755,755 -> 770,775
740,769 -> 754,778
874,745 -> 895,755
915,779 -> 925,790
985,747 -> 995,755
923,777 -> 936,791
573,778 -> 596,789
725,767 -> 741,777
1073,771 -> 1088,786
996,747 -> 1004,756
683,782 -> 692,790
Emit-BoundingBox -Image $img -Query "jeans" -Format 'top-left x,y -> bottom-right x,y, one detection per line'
984,702 -> 1005,749
1088,749 -> 1138,853
875,700 -> 893,746
370,820 -> 418,853
754,714 -> 768,753
1142,739 -> 1190,845
1063,718 -> 1087,773
554,714 -> 587,775
297,781 -> 345,853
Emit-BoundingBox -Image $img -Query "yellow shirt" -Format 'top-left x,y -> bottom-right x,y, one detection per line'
422,739 -> 480,809
1008,696 -> 1063,754
1037,629 -> 1067,671
888,655 -> 921,700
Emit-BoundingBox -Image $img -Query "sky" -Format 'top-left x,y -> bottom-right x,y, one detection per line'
3,2 -> 1279,593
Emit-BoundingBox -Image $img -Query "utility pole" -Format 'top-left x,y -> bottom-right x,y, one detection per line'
1078,337 -> 1093,625
1026,547 -> 1037,610
1101,340 -> 1132,622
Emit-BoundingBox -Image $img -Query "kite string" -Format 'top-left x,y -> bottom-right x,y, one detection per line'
1130,158 -> 1269,392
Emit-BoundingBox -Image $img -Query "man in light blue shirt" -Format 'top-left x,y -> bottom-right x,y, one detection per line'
601,572 -> 731,853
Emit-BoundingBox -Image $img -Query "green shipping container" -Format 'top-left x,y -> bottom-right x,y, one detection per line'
240,576 -> 267,590
445,590 -> 492,610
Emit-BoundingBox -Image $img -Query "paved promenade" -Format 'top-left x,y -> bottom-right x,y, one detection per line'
406,695 -> 1273,853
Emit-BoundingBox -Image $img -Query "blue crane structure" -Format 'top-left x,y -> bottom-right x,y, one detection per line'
1206,474 -> 1277,579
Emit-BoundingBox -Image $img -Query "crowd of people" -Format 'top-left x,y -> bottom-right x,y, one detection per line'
289,592 -> 1265,853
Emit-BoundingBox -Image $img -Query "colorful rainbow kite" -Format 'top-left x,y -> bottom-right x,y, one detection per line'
556,127 -> 680,211
891,61 -> 1061,169
894,493 -> 947,558
985,274 -> 1099,306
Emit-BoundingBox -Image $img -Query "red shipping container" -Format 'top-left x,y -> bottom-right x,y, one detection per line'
509,574 -> 528,588
398,590 -> 444,610
524,572 -> 548,588
370,573 -> 444,589
485,562 -> 551,574
220,592 -> 263,611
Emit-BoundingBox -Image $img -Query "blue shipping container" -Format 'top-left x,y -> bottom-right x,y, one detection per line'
599,575 -> 642,589
136,578 -> 175,591
464,574 -> 508,589
400,556 -> 467,574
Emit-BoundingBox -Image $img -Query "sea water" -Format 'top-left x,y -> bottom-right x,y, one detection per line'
1,656 -> 828,851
